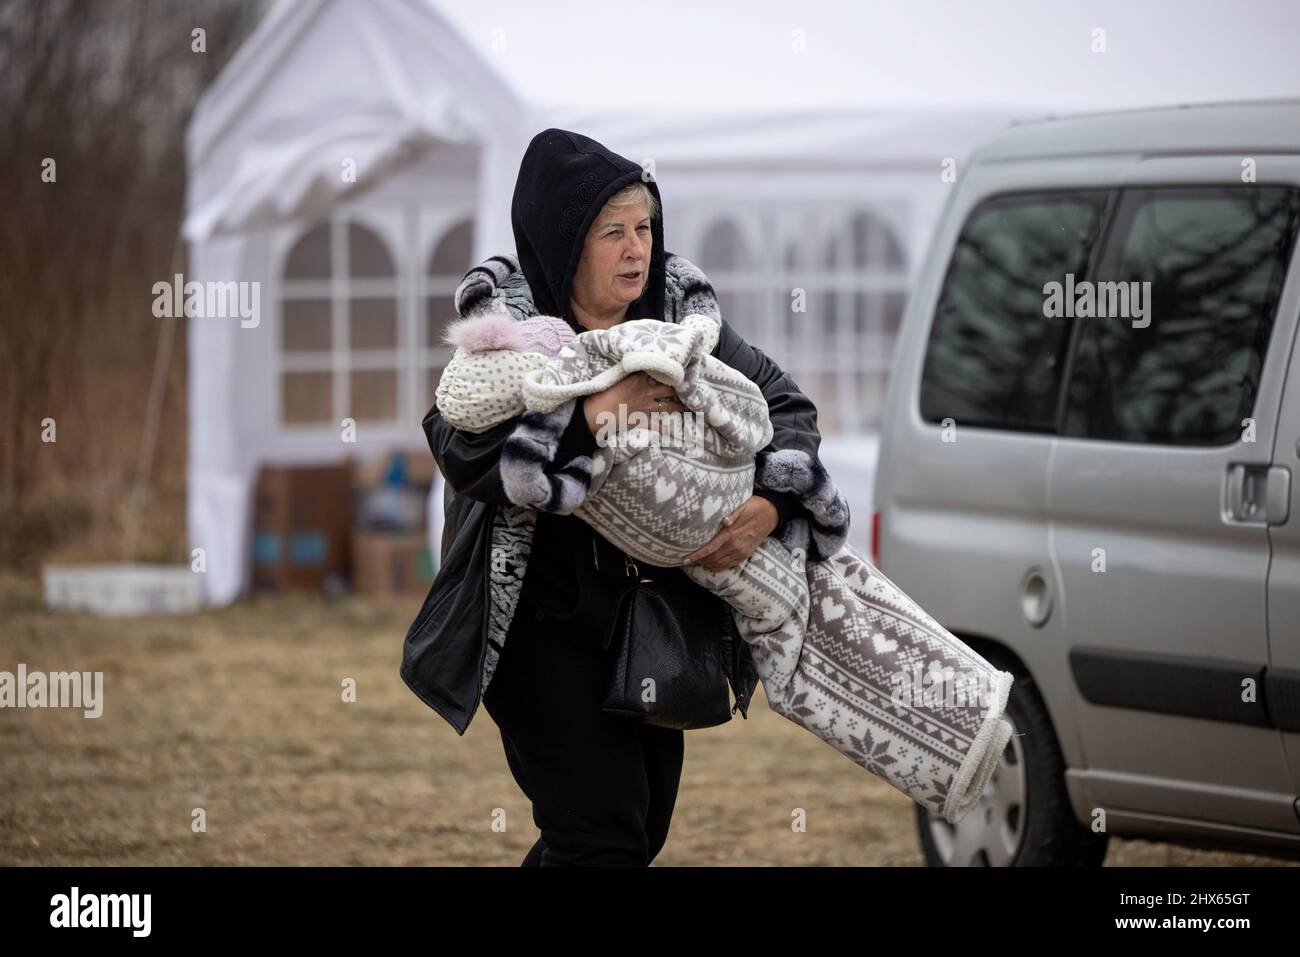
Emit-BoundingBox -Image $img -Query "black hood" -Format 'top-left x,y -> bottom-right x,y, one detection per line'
510,128 -> 665,334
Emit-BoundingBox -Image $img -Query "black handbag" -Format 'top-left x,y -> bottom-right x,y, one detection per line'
600,551 -> 735,730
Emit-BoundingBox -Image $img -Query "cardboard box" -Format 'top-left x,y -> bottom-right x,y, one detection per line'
352,449 -> 438,493
353,448 -> 437,533
252,463 -> 355,592
352,531 -> 435,597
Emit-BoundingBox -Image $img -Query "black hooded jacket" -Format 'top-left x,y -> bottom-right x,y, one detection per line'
401,128 -> 833,736
509,129 -> 795,634
511,128 -> 665,332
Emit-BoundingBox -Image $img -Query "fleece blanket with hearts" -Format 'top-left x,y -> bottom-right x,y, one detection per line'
435,311 -> 1015,824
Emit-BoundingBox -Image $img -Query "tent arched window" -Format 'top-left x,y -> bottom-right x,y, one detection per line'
697,218 -> 755,334
424,219 -> 475,407
805,210 -> 908,433
278,219 -> 401,427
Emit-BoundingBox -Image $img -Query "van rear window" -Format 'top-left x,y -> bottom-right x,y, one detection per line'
920,192 -> 1107,432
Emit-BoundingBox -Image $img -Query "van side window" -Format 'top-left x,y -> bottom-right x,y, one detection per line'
920,193 -> 1106,432
1062,186 -> 1300,446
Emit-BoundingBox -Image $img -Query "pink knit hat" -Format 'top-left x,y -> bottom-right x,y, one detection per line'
514,315 -> 577,355
443,311 -> 577,356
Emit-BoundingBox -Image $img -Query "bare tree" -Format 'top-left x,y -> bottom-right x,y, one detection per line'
0,0 -> 264,569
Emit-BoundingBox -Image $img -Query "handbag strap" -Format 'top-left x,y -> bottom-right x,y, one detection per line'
603,551 -> 653,656
622,550 -> 654,584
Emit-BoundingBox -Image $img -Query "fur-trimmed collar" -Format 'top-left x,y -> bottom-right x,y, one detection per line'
454,251 -> 723,326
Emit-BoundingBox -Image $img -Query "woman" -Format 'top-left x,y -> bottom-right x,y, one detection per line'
401,128 -> 838,866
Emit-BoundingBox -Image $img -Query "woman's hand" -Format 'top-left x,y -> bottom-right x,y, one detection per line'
583,371 -> 688,439
684,495 -> 779,571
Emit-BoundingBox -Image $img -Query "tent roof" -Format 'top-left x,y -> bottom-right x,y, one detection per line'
543,104 -> 1039,172
184,0 -> 529,241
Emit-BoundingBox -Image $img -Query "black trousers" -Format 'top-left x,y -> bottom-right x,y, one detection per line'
482,585 -> 686,867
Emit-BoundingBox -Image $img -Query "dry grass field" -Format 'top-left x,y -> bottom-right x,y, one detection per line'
0,573 -> 1292,867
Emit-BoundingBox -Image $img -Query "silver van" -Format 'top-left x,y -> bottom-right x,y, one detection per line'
872,99 -> 1300,865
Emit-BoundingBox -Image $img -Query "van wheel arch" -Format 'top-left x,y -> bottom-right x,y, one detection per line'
915,634 -> 1108,866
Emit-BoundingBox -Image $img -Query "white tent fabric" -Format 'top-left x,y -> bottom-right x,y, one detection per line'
538,103 -> 1031,286
544,105 -> 1025,169
184,0 -> 526,246
186,234 -> 253,604
427,472 -> 445,573
184,0 -> 530,605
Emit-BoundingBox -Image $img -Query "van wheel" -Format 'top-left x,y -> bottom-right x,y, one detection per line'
915,669 -> 1108,866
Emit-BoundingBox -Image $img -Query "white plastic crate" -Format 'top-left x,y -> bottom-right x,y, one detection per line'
42,563 -> 204,617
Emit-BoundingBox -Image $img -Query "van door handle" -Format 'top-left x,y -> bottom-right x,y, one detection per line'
1226,464 -> 1291,525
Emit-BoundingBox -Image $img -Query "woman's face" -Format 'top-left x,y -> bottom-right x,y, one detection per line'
570,198 -> 652,320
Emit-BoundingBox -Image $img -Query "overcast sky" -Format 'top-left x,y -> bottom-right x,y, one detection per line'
431,0 -> 1300,115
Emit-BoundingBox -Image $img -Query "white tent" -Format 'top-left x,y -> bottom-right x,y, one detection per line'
184,0 -> 1027,606
184,0 -> 534,605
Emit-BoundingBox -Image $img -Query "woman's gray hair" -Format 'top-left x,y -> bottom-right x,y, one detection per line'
605,180 -> 660,221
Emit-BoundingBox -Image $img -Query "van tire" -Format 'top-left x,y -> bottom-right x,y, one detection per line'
916,662 -> 1109,866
